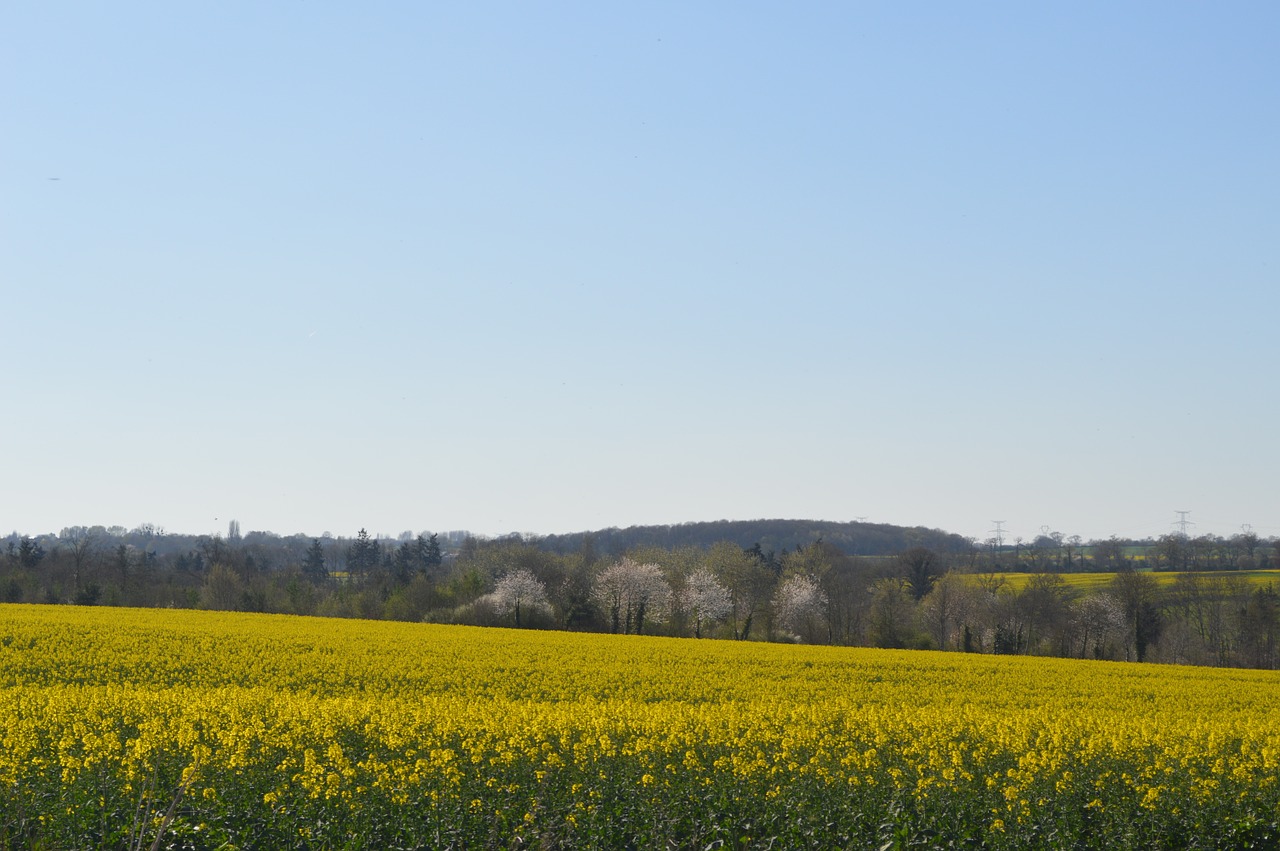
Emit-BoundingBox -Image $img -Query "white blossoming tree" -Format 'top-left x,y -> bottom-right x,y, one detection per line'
1072,592 -> 1128,660
593,557 -> 672,635
773,574 -> 828,643
684,568 -> 732,638
488,568 -> 550,627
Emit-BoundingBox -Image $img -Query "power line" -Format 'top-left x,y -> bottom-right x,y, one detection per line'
1173,510 -> 1194,537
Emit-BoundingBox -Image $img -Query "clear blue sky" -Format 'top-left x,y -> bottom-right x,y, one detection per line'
4,2 -> 1277,544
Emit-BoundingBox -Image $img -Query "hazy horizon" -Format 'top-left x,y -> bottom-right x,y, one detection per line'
5,511 -> 1263,549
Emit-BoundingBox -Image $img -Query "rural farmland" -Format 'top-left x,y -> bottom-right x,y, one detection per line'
2,604 -> 1278,849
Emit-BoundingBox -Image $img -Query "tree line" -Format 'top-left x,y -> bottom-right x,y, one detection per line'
2,523 -> 1278,669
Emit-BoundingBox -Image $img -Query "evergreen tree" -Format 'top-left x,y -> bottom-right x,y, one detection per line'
426,533 -> 443,567
393,540 -> 418,584
416,533 -> 443,572
302,539 -> 328,582
17,537 -> 46,569
347,529 -> 381,578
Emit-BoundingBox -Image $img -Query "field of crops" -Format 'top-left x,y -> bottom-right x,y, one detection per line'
972,568 -> 1280,593
2,605 -> 1279,849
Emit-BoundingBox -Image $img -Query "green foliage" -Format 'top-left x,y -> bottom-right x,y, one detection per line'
1,523 -> 1278,670
346,528 -> 381,577
537,519 -> 974,558
302,538 -> 328,582
15,537 -> 45,569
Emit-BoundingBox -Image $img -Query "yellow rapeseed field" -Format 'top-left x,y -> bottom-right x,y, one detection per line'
1,604 -> 1277,849
965,568 -> 1280,594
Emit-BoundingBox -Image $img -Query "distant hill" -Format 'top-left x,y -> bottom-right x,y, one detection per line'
532,519 -> 973,558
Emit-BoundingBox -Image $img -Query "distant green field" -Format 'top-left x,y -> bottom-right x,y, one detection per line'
965,570 -> 1280,593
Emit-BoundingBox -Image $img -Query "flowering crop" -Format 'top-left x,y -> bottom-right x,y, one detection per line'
976,569 -> 1280,593
1,604 -> 1278,849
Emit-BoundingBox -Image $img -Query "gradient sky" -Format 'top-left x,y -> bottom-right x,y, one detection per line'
4,2 -> 1277,544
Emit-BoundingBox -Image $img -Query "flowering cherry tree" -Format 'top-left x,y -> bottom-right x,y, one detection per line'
593,558 -> 671,635
773,574 -> 828,643
683,568 -> 732,638
488,568 -> 550,627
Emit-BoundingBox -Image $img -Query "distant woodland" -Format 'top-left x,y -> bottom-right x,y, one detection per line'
4,518 -> 1279,670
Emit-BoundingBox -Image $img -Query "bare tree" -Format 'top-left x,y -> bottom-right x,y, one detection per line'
1066,535 -> 1083,570
1019,572 -> 1074,655
1234,529 -> 1261,567
920,572 -> 978,651
1111,567 -> 1163,662
1238,587 -> 1280,669
62,527 -> 100,599
821,556 -> 876,646
1151,534 -> 1187,571
1090,537 -> 1127,571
